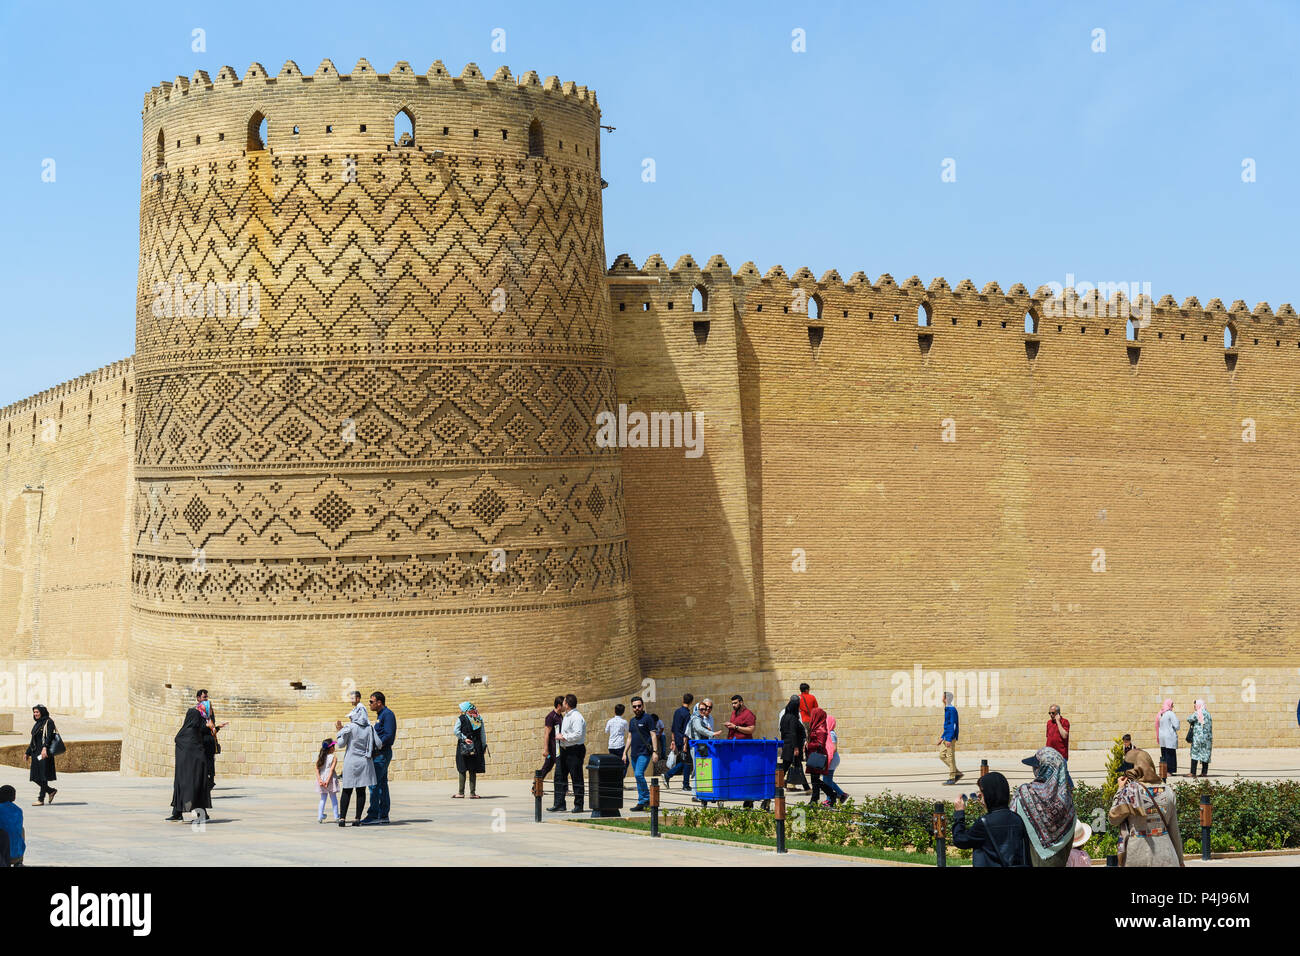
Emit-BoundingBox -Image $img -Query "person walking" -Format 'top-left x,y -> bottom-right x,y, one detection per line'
549,694 -> 587,813
1010,747 -> 1076,867
605,703 -> 629,775
453,702 -> 488,798
167,699 -> 213,822
663,693 -> 694,791
686,699 -> 722,804
805,707 -> 839,806
1187,700 -> 1213,778
24,705 -> 59,807
539,695 -> 564,781
315,739 -> 340,823
1045,704 -> 1070,761
196,690 -> 227,790
1156,699 -> 1180,777
333,692 -> 377,826
623,696 -> 659,811
938,691 -> 962,785
778,695 -> 806,791
820,713 -> 849,805
1108,748 -> 1184,867
362,691 -> 396,824
797,683 -> 818,736
723,694 -> 756,741
952,772 -> 1031,867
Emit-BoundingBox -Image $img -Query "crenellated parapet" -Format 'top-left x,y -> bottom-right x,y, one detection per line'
608,253 -> 1297,358
0,357 -> 134,426
141,59 -> 602,182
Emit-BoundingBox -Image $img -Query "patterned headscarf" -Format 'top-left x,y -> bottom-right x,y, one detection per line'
1011,747 -> 1076,861
460,701 -> 483,731
1155,699 -> 1173,736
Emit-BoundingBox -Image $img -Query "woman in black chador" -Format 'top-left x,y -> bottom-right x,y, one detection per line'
167,702 -> 214,822
25,705 -> 59,806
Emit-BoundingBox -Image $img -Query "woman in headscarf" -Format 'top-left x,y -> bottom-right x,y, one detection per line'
684,699 -> 721,804
953,771 -> 1031,867
25,705 -> 59,806
820,714 -> 849,805
1010,746 -> 1075,867
1186,700 -> 1213,778
1155,698 -> 1179,776
334,697 -> 377,826
453,702 -> 488,798
805,707 -> 841,806
1108,748 -> 1184,867
167,700 -> 213,821
778,695 -> 807,791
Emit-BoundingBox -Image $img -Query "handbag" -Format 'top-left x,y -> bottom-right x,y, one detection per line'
806,751 -> 828,771
1185,723 -> 1194,744
48,731 -> 67,757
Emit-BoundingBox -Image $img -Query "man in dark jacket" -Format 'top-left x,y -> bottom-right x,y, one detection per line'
952,771 -> 1031,867
662,693 -> 694,790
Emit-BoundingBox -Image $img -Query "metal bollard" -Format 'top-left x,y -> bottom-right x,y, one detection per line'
933,802 -> 947,868
775,771 -> 787,854
1200,794 -> 1212,861
650,777 -> 660,838
533,770 -> 543,823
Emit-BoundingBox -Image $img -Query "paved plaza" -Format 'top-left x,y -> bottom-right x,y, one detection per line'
3,745 -> 1298,867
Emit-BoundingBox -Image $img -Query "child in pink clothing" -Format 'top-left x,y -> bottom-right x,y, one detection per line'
1067,819 -> 1093,867
315,739 -> 340,823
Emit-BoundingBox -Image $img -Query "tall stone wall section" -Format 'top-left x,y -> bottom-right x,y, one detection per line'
0,360 -> 134,724
121,59 -> 638,779
611,255 -> 1300,753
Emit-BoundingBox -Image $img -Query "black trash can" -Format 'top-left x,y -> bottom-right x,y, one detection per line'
587,752 -> 625,818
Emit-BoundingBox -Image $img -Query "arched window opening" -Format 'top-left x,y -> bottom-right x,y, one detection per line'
248,112 -> 267,151
808,293 -> 822,321
918,303 -> 932,327
691,285 -> 708,313
1024,310 -> 1039,334
156,129 -> 166,166
394,108 -> 414,146
1224,323 -> 1237,348
528,119 -> 544,157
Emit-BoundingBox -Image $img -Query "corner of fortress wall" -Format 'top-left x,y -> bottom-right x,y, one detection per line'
607,253 -> 1300,756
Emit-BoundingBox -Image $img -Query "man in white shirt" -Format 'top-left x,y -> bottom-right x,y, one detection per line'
549,693 -> 587,813
605,703 -> 629,778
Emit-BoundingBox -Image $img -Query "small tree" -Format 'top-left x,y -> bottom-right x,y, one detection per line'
1101,735 -> 1127,807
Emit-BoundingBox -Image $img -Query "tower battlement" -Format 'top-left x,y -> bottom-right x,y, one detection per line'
140,59 -> 601,179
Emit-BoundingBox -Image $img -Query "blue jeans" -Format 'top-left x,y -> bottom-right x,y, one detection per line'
367,750 -> 391,819
663,748 -> 692,788
821,769 -> 847,800
632,753 -> 652,805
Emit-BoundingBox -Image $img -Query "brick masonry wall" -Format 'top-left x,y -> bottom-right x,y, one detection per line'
0,360 -> 134,728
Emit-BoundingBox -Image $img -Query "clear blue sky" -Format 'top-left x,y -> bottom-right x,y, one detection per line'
1,0 -> 1296,406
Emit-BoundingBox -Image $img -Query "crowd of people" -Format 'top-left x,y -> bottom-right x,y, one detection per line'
0,685 -> 1222,866
940,697 -> 1214,867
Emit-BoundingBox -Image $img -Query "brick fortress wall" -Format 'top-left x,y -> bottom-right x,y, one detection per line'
121,59 -> 638,777
0,361 -> 134,724
610,255 -> 1300,755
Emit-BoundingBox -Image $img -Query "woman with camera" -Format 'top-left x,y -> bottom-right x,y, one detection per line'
952,771 -> 1032,867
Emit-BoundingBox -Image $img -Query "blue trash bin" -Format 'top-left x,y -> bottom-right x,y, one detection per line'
691,739 -> 780,802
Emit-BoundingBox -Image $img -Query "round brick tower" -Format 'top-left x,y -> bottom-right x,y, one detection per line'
123,58 -> 637,777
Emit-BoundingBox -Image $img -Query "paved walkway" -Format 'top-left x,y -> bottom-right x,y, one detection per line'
4,747 -> 1297,866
